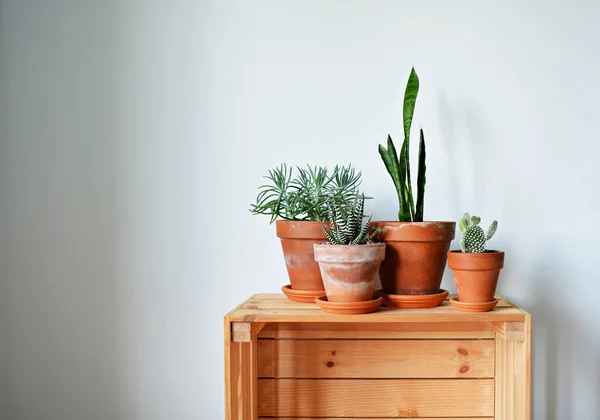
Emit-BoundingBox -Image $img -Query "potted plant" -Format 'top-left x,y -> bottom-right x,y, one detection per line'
250,164 -> 364,302
313,194 -> 385,314
447,213 -> 504,312
371,68 -> 455,304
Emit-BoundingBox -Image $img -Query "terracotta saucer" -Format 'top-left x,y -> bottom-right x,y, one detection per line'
376,289 -> 449,309
281,284 -> 326,303
450,297 -> 498,312
315,296 -> 383,315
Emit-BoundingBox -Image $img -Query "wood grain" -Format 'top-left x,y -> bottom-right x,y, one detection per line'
258,339 -> 494,378
230,293 -> 526,323
225,315 -> 252,420
258,378 -> 494,417
495,315 -> 532,419
260,418 -> 493,420
258,321 -> 496,339
492,321 -> 525,341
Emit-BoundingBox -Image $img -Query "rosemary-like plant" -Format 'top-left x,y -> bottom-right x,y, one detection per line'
250,164 -> 363,223
321,194 -> 380,245
378,67 -> 426,222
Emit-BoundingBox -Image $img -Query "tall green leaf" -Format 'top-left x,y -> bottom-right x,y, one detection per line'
398,140 -> 412,221
403,68 -> 420,141
403,68 -> 419,216
377,67 -> 427,223
415,128 -> 426,222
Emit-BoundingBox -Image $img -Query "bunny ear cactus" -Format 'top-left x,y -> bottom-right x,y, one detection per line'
378,67 -> 426,222
459,213 -> 498,253
321,194 -> 381,245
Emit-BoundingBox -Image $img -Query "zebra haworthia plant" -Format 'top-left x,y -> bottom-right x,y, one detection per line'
321,194 -> 381,245
378,67 -> 426,222
459,213 -> 498,253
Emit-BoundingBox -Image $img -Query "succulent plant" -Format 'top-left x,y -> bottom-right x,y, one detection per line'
378,67 -> 426,222
321,194 -> 380,245
459,213 -> 498,253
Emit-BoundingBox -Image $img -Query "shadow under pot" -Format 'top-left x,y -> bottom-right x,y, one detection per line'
276,220 -> 328,291
447,250 -> 505,303
313,242 -> 386,302
371,221 -> 456,295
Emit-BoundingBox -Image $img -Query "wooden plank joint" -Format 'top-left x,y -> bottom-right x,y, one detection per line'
490,321 -> 525,341
232,322 -> 267,342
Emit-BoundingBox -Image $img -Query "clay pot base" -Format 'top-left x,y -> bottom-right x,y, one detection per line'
376,289 -> 449,309
281,284 -> 326,303
450,297 -> 498,312
315,296 -> 383,315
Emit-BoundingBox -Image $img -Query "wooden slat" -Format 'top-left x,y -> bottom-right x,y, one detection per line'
260,418 -> 493,420
258,339 -> 494,378
232,322 -> 267,342
225,316 -> 252,420
258,378 -> 494,417
495,315 -> 532,419
231,293 -> 527,322
259,321 -> 495,339
231,305 -> 526,323
491,321 -> 525,341
250,336 -> 259,420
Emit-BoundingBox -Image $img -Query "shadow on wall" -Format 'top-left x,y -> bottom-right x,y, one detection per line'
527,251 -> 599,420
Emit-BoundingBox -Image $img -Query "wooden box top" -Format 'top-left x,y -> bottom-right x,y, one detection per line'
226,293 -> 530,323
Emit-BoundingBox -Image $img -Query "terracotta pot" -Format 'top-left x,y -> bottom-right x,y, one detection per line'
371,221 -> 456,295
313,242 -> 386,302
276,220 -> 328,291
447,250 -> 505,303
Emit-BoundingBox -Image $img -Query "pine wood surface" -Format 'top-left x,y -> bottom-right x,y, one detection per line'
258,378 -> 494,417
224,293 -> 531,420
228,293 -> 529,323
258,338 -> 494,378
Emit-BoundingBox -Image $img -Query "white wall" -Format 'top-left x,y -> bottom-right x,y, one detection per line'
1,1 -> 599,419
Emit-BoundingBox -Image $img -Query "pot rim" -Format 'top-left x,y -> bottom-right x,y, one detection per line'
447,249 -> 505,270
276,219 -> 329,239
448,249 -> 504,254
314,242 -> 386,263
370,221 -> 456,242
371,220 -> 455,224
314,242 -> 386,248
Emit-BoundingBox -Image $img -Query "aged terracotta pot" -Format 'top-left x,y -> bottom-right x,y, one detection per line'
276,220 -> 328,291
371,221 -> 456,295
447,250 -> 505,303
313,242 -> 386,302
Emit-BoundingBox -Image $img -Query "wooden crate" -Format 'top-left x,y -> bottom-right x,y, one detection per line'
224,293 -> 531,420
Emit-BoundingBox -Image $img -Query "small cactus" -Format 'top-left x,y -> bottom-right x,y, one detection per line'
459,213 -> 498,253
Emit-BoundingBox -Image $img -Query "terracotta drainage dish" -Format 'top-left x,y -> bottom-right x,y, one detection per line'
377,288 -> 449,309
447,250 -> 505,311
371,221 -> 456,296
315,296 -> 383,315
281,284 -> 325,303
314,242 -> 386,302
276,220 -> 329,301
450,297 -> 499,312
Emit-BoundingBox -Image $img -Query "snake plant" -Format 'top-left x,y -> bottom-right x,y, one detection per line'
378,67 -> 426,222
